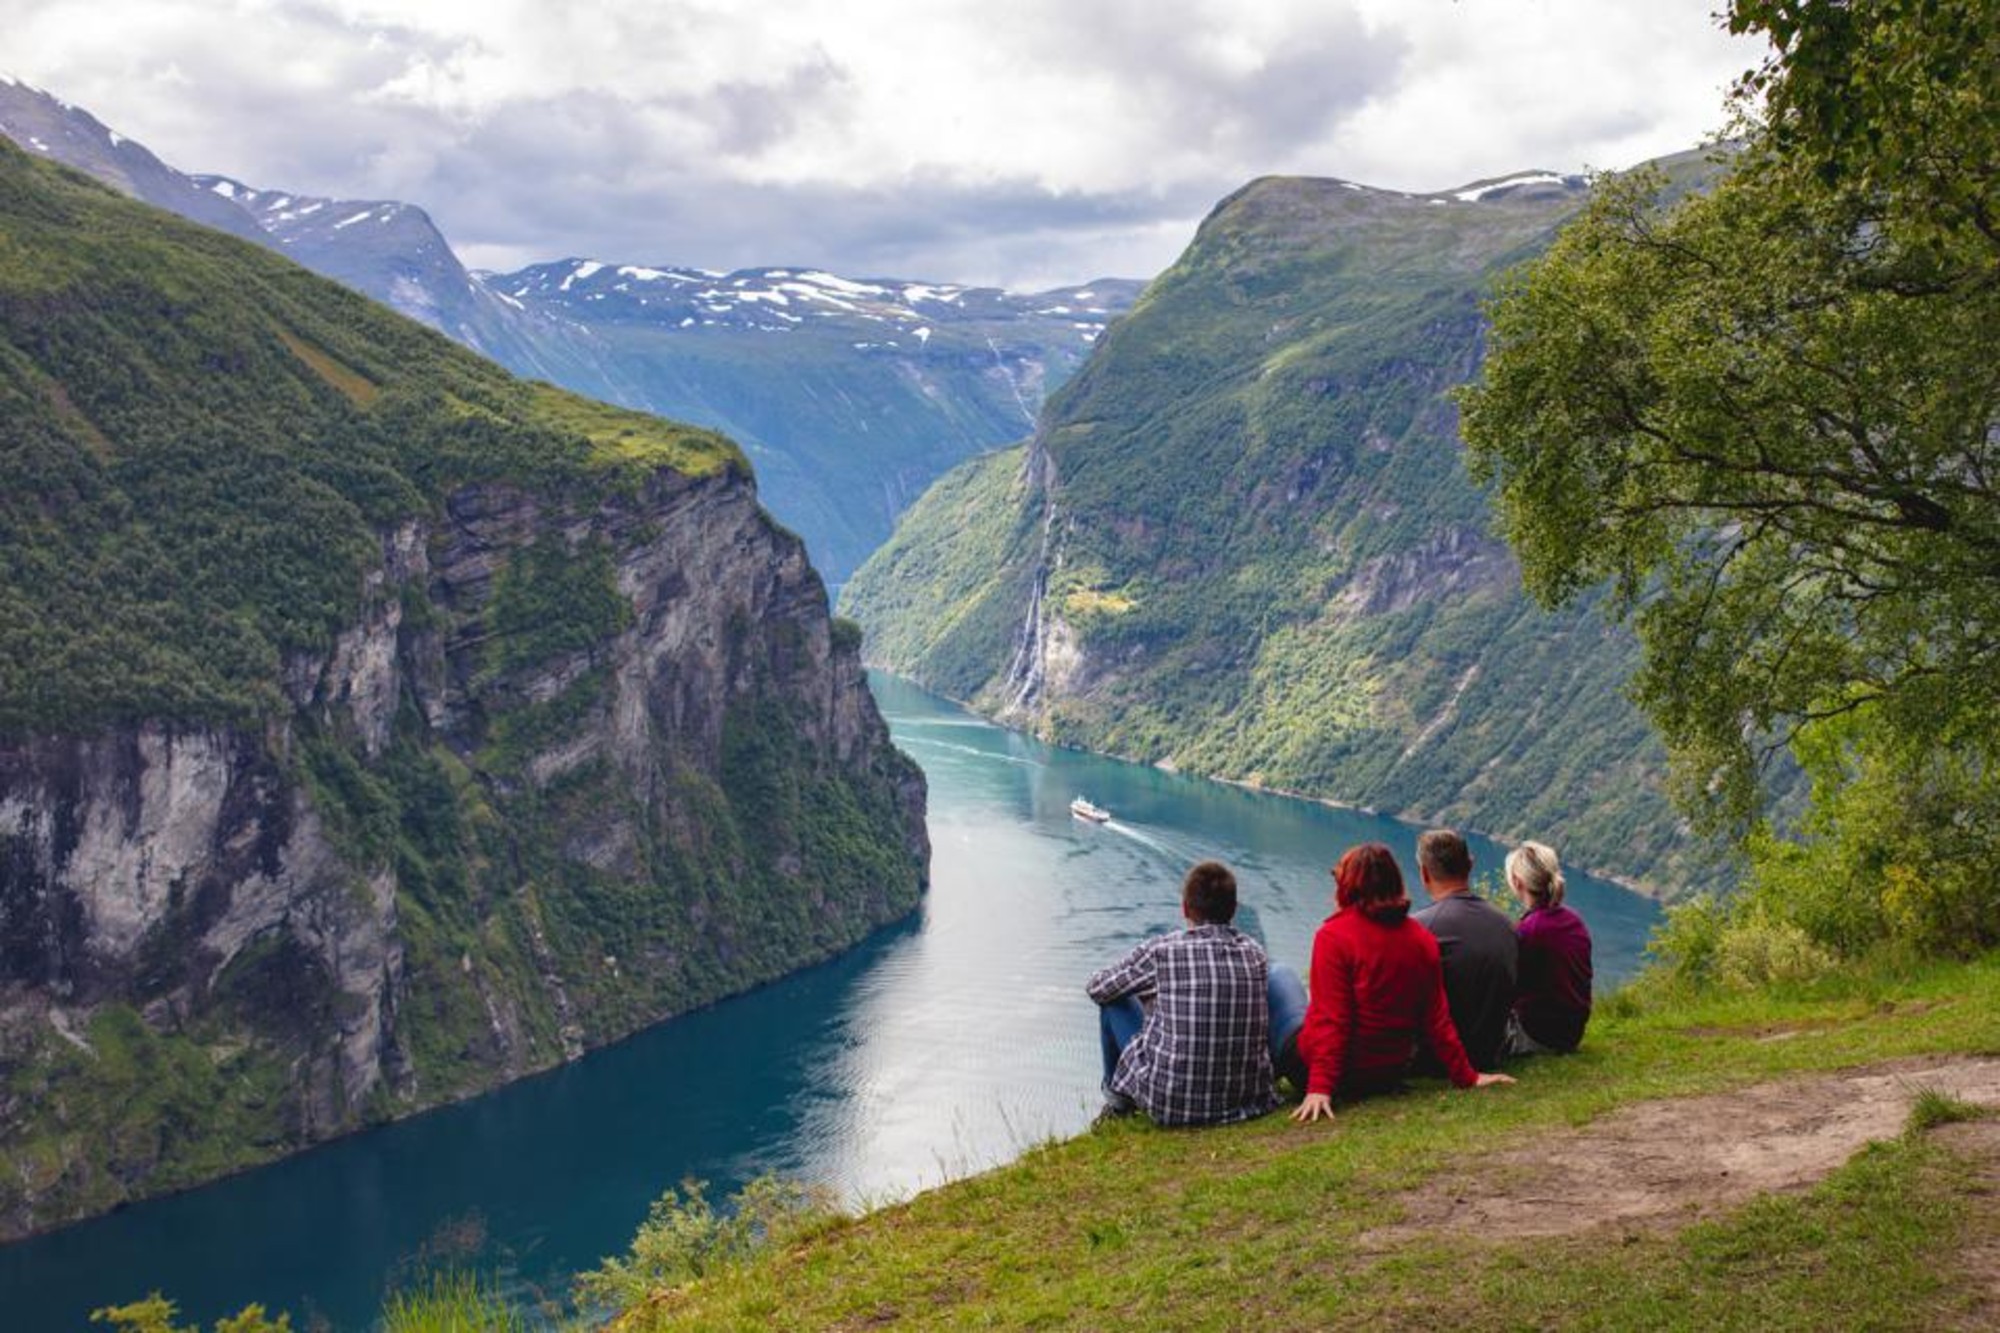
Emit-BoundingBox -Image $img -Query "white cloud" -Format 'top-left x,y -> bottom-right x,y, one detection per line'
3,0 -> 1766,285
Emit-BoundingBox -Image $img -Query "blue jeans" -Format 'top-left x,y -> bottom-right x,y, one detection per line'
1267,963 -> 1308,1086
1097,963 -> 1310,1088
1098,995 -> 1147,1088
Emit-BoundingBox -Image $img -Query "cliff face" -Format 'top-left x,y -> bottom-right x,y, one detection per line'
0,140 -> 927,1240
0,466 -> 926,1240
0,726 -> 402,1132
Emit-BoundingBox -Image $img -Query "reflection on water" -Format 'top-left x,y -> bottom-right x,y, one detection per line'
2,673 -> 1660,1329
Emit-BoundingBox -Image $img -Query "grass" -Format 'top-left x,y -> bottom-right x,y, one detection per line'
520,383 -> 742,480
1428,1135 -> 1975,1331
381,1273 -> 529,1333
1907,1088 -> 1989,1134
611,952 -> 2000,1330
274,327 -> 380,407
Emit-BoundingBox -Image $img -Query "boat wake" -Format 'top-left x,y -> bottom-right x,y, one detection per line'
1098,819 -> 1212,868
897,735 -> 1045,768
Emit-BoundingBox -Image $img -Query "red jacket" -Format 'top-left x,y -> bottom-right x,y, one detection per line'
1300,905 -> 1476,1096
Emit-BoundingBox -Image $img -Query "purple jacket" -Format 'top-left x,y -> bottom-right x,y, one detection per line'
1515,905 -> 1592,1051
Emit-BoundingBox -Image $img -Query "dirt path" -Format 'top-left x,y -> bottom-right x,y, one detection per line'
1366,1054 -> 2000,1247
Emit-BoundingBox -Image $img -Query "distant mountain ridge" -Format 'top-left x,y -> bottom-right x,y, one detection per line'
491,256 -> 1129,343
0,76 -> 1140,581
845,155 -> 1732,894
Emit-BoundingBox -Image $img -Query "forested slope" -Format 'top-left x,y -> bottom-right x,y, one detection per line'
847,161 -> 1722,892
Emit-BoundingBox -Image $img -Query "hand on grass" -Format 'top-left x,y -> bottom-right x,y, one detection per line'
1473,1072 -> 1516,1088
1291,1093 -> 1334,1123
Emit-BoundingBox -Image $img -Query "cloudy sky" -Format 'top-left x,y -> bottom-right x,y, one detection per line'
5,0 -> 1765,288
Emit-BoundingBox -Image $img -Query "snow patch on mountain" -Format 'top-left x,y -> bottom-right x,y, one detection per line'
1449,171 -> 1580,202
796,270 -> 889,297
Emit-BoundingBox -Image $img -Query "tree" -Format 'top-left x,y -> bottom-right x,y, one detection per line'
1457,1 -> 2000,951
1727,0 -> 2000,260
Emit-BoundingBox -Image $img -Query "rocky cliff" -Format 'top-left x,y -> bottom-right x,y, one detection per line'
0,139 -> 926,1239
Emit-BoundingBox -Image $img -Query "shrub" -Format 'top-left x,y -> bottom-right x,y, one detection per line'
1643,894 -> 1729,988
90,1296 -> 289,1333
1711,912 -> 1841,991
574,1175 -> 838,1316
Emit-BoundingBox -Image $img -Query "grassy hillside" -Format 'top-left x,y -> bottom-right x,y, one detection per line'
846,164 -> 1731,892
0,139 -> 741,735
614,952 -> 2000,1330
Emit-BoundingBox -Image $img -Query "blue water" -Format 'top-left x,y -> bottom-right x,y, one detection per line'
3,674 -> 1659,1329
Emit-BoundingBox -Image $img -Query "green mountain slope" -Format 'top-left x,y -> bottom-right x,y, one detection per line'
0,153 -> 737,735
0,140 -> 927,1237
845,166 -> 1723,892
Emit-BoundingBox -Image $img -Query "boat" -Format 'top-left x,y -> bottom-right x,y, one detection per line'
1070,795 -> 1111,823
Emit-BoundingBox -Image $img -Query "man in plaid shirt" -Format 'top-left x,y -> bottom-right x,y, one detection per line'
1087,861 -> 1281,1126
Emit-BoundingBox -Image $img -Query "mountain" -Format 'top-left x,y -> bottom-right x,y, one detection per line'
0,76 -> 269,245
0,78 -> 1141,583
0,137 -> 927,1238
843,163 -> 1729,894
468,258 -> 1142,581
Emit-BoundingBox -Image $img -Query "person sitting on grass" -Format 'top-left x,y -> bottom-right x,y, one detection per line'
1290,843 -> 1515,1123
1411,828 -> 1518,1073
1505,840 -> 1594,1056
1087,860 -> 1281,1127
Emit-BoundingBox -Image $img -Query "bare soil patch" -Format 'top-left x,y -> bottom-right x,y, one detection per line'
1366,1054 -> 2000,1247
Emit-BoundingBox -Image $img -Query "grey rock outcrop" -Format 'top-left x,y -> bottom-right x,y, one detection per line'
0,465 -> 927,1240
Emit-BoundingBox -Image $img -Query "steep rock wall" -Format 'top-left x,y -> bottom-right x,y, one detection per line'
0,467 -> 927,1240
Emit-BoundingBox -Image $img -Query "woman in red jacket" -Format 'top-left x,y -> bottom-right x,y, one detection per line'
1291,843 -> 1514,1122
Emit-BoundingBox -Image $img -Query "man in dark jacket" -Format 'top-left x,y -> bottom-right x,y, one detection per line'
1410,829 -> 1518,1071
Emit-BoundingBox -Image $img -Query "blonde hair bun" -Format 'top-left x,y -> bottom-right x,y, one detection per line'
1506,840 -> 1565,908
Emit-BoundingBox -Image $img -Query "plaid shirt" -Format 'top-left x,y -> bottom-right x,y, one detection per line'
1087,924 -> 1278,1126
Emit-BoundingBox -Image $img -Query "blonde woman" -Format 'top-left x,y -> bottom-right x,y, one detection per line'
1504,841 -> 1593,1056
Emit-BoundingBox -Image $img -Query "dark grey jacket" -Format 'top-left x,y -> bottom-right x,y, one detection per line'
1412,893 -> 1519,1071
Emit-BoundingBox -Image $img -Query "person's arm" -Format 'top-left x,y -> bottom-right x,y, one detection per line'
1422,961 -> 1480,1089
1087,936 -> 1159,1005
1296,924 -> 1353,1107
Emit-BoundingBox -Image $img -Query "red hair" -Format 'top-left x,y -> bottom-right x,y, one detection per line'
1333,843 -> 1411,921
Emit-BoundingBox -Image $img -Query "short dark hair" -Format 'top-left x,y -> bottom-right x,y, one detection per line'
1182,860 -> 1239,924
1416,829 -> 1472,881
